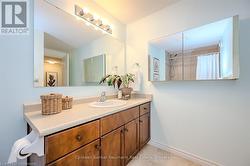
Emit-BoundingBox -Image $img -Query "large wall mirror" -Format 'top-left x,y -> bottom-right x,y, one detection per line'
148,16 -> 239,81
34,0 -> 125,87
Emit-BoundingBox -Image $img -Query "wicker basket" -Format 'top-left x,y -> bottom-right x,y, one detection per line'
40,93 -> 62,115
62,96 -> 73,110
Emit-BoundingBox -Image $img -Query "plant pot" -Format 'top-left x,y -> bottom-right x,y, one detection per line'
121,87 -> 133,98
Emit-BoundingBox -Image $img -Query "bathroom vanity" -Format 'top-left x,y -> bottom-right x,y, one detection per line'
24,96 -> 152,166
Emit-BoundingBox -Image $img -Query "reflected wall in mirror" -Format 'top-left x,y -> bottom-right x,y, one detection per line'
34,0 -> 125,87
148,16 -> 239,81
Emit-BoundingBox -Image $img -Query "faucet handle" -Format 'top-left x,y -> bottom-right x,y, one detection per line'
99,91 -> 106,102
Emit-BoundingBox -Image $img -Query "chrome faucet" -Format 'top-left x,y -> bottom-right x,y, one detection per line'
99,91 -> 106,102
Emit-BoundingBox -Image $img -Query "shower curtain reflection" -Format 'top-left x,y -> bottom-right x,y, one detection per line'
196,53 -> 220,80
167,47 -> 219,80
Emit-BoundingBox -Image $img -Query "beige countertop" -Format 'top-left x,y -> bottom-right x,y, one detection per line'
23,94 -> 152,137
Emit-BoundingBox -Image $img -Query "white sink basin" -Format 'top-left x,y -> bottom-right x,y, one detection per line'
89,99 -> 127,108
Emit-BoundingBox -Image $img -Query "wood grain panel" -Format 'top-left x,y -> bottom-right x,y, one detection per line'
45,120 -> 100,164
48,140 -> 100,166
100,113 -> 123,136
139,103 -> 150,116
101,107 -> 139,136
139,113 -> 150,149
121,107 -> 139,124
101,127 -> 124,166
124,119 -> 139,164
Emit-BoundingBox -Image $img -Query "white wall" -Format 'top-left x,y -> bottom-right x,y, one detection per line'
126,0 -> 250,165
0,0 -> 118,163
70,36 -> 125,85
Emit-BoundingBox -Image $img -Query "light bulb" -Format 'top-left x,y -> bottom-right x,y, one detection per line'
47,60 -> 56,64
93,14 -> 100,20
102,19 -> 107,25
83,8 -> 89,13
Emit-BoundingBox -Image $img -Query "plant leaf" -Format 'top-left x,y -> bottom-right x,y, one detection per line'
117,78 -> 122,89
99,75 -> 111,84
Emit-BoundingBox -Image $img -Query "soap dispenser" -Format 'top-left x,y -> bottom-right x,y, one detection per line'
118,90 -> 122,99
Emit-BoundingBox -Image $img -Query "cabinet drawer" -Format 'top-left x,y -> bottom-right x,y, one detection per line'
121,106 -> 139,124
48,140 -> 100,166
139,103 -> 150,116
45,120 -> 100,164
101,106 -> 139,136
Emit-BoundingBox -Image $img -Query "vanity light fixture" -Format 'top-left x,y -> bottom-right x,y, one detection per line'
75,5 -> 112,34
45,60 -> 60,65
46,60 -> 56,64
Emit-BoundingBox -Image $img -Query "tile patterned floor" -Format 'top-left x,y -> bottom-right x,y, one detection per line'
127,145 -> 201,166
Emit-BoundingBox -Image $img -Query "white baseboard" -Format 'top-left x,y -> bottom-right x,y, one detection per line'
148,140 -> 223,166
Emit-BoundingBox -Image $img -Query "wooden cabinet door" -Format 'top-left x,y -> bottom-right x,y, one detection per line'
48,140 -> 100,166
101,126 -> 124,166
139,113 -> 150,149
124,119 -> 139,164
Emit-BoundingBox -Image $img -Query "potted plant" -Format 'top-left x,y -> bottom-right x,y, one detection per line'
99,73 -> 135,97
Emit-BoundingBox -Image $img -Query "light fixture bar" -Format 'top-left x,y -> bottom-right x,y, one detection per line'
75,5 -> 112,34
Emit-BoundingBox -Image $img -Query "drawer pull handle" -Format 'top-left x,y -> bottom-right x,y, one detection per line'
143,107 -> 147,110
95,144 -> 101,150
76,134 -> 82,141
139,120 -> 143,123
124,128 -> 128,132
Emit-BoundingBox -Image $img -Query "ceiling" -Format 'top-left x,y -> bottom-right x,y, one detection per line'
44,33 -> 74,53
93,0 -> 180,24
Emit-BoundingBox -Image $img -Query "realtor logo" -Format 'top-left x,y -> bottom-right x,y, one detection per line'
0,0 -> 29,35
